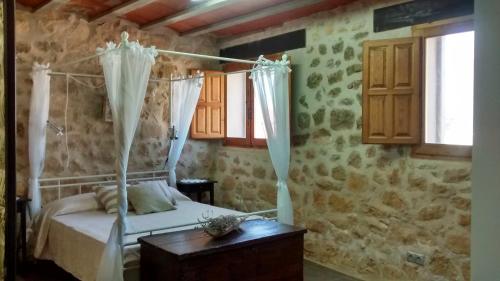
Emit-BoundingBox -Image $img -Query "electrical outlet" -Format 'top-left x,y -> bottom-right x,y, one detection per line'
406,251 -> 425,266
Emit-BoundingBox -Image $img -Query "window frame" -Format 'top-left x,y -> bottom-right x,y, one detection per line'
412,17 -> 474,160
223,62 -> 257,147
223,54 -> 289,148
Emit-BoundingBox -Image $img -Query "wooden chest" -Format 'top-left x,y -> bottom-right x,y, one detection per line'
138,219 -> 307,281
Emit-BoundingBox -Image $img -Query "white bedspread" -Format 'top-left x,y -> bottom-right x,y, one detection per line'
36,201 -> 246,281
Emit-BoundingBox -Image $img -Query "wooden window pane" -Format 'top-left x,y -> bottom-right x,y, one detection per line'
412,18 -> 474,159
226,72 -> 247,138
424,31 -> 474,146
210,107 -> 223,135
224,54 -> 287,148
367,95 -> 389,138
394,43 -> 413,88
194,106 -> 207,135
393,94 -> 413,137
368,46 -> 389,89
253,91 -> 267,139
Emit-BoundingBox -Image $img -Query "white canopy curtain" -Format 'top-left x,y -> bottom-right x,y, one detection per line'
95,33 -> 157,281
251,55 -> 293,225
166,74 -> 204,186
28,63 -> 51,216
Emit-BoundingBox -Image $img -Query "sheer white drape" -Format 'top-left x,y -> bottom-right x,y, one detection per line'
251,55 -> 293,225
166,75 -> 204,186
96,34 -> 157,281
28,63 -> 51,216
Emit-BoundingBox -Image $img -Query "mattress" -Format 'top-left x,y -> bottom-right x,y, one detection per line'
40,201 -> 246,281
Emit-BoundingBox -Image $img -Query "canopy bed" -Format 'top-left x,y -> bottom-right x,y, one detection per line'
27,32 -> 294,281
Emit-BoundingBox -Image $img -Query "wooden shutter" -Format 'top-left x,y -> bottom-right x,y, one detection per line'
362,37 -> 421,144
190,70 -> 226,139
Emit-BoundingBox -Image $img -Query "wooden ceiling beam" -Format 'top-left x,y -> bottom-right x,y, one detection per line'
141,0 -> 234,31
15,3 -> 33,12
181,0 -> 324,37
90,0 -> 156,24
34,0 -> 70,13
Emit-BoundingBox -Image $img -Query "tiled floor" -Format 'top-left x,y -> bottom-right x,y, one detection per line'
304,260 -> 361,281
17,260 -> 361,281
17,261 -> 78,281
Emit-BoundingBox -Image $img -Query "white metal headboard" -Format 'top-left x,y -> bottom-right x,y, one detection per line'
39,170 -> 168,202
39,169 -> 279,249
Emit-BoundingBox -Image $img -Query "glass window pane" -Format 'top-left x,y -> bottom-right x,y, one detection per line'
226,73 -> 246,138
253,92 -> 267,139
425,31 -> 474,146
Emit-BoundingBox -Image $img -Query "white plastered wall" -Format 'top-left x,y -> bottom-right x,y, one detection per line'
471,0 -> 500,280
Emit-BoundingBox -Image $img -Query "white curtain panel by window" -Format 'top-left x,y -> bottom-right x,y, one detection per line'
251,55 -> 293,225
166,75 -> 204,186
28,63 -> 51,216
96,34 -> 157,281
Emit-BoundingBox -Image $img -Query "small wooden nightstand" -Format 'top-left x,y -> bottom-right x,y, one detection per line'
176,180 -> 217,205
16,197 -> 31,264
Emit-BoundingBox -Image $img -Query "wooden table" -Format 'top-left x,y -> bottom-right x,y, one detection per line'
176,180 -> 217,205
138,219 -> 307,281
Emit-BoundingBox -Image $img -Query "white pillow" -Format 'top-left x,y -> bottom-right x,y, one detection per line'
134,180 -> 191,205
31,193 -> 103,258
93,185 -> 134,214
44,192 -> 103,215
93,185 -> 120,214
128,183 -> 176,215
168,185 -> 192,203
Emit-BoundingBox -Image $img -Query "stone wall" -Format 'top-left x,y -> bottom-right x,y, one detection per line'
214,1 -> 471,281
13,2 -> 472,281
15,10 -> 219,201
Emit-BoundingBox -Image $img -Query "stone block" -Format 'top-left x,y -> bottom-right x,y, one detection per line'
418,205 -> 447,221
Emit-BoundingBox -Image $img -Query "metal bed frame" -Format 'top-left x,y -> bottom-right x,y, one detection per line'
38,170 -> 278,247
39,170 -> 169,201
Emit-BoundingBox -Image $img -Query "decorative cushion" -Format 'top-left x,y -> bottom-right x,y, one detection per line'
128,182 -> 176,215
93,185 -> 133,214
166,184 -> 192,203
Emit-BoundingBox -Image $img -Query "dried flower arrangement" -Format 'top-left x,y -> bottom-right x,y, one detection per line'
198,212 -> 247,238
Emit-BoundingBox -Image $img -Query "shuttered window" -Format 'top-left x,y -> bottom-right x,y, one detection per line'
412,18 -> 473,159
223,62 -> 267,147
223,54 -> 290,148
362,18 -> 474,159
